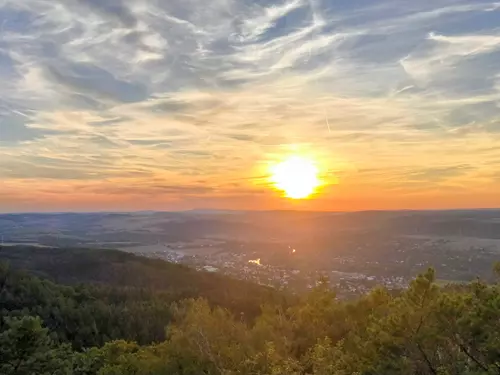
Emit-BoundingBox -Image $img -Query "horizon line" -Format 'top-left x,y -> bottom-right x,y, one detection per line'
1,207 -> 500,215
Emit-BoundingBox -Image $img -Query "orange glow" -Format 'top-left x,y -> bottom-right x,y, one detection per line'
269,156 -> 320,199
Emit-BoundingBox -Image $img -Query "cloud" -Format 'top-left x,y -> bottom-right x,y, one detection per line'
74,0 -> 137,28
1,0 -> 500,211
80,183 -> 216,197
46,61 -> 149,103
0,113 -> 62,144
401,32 -> 500,83
236,0 -> 308,43
405,165 -> 474,182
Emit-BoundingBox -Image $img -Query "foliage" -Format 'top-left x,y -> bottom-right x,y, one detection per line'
1,250 -> 500,375
0,247 -> 288,350
0,316 -> 73,375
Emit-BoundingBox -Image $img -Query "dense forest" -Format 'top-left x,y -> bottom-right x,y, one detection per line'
0,246 -> 290,321
1,246 -> 499,374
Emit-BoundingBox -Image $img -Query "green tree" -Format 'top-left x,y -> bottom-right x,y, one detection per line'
0,316 -> 73,375
165,298 -> 252,375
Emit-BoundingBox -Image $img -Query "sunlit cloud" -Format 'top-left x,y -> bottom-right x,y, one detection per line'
1,0 -> 500,211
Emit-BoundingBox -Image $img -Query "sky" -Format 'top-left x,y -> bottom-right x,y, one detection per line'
1,0 -> 500,212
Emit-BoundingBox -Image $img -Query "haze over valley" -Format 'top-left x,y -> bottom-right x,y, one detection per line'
2,209 -> 499,297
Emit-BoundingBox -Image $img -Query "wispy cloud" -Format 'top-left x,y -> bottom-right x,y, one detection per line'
401,32 -> 500,84
1,0 -> 500,211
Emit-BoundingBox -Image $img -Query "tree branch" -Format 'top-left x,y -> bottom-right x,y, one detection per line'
457,342 -> 489,372
417,343 -> 438,375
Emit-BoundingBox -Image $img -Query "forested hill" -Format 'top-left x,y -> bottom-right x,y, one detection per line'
0,246 -> 289,351
0,245 -> 288,315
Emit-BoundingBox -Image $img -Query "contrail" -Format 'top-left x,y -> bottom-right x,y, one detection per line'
324,108 -> 331,133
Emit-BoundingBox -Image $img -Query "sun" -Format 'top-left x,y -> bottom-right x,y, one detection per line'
270,156 -> 320,199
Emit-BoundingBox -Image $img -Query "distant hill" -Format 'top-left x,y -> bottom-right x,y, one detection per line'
2,210 -> 500,248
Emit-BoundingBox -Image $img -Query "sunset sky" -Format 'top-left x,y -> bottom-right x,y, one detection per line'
1,0 -> 500,212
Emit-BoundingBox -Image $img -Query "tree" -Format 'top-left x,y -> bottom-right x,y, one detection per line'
2,252 -> 500,375
165,298 -> 252,374
0,316 -> 73,375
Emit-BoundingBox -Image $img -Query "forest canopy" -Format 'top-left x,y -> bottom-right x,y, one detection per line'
1,247 -> 499,375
